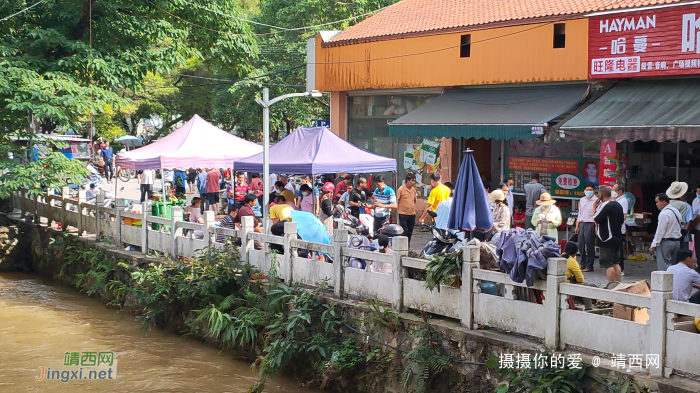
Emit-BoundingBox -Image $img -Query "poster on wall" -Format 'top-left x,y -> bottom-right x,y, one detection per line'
599,141 -> 618,187
504,139 -> 601,199
402,138 -> 441,197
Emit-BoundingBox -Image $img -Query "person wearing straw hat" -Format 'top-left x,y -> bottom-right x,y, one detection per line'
667,181 -> 690,249
490,189 -> 511,233
531,193 -> 562,241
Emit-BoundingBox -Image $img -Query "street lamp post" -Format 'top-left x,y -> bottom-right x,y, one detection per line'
255,88 -> 323,230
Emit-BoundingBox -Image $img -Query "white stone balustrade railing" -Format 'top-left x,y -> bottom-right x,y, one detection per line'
10,190 -> 698,378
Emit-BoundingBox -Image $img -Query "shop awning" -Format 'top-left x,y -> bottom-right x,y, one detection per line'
389,85 -> 588,140
559,80 -> 700,143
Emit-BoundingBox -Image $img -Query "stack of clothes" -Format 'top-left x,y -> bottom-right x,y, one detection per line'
496,228 -> 561,287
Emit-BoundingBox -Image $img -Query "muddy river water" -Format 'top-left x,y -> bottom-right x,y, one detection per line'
0,272 -> 308,393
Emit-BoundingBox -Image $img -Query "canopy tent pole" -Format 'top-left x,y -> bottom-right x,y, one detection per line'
262,88 -> 270,233
161,167 -> 167,217
676,142 -> 680,181
500,139 -> 504,183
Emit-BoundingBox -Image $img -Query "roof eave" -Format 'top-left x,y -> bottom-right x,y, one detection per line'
322,13 -> 588,48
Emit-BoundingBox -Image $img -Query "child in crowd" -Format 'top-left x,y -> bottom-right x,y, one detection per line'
512,202 -> 526,228
561,242 -> 584,284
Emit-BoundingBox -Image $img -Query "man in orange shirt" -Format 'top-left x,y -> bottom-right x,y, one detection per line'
397,172 -> 418,245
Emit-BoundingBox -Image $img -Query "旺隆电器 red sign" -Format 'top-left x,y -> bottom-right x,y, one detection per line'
589,3 -> 700,78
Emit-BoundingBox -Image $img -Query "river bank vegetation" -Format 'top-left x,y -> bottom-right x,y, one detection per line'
51,234 -> 647,393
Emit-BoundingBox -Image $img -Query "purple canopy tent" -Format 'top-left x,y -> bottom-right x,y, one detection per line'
232,126 -> 396,174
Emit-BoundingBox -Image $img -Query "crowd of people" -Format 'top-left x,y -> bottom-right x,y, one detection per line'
137,165 -> 700,305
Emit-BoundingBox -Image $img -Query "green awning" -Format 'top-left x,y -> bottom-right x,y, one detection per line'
389,85 -> 588,139
559,80 -> 700,143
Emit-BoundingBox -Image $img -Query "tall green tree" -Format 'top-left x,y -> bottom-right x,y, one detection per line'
213,0 -> 397,141
0,0 -> 257,195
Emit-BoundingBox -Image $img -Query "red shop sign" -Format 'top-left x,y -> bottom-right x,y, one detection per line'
589,3 -> 700,78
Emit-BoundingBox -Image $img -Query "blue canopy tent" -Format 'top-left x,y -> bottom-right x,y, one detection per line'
448,150 -> 493,231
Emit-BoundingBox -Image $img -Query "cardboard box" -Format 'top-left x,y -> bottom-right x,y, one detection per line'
612,304 -> 649,324
611,280 -> 651,324
353,97 -> 365,105
352,104 -> 365,117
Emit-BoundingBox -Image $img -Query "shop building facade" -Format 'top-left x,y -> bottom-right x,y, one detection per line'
306,0 -> 699,214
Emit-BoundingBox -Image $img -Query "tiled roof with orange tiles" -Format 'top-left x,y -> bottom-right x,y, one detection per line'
327,0 -> 688,46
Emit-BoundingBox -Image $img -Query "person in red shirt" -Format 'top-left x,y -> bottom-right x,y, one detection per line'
205,168 -> 221,214
334,174 -> 353,203
249,173 -> 264,206
512,202 -> 526,228
230,172 -> 249,203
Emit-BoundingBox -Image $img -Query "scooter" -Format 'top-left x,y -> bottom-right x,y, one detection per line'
420,211 -> 460,258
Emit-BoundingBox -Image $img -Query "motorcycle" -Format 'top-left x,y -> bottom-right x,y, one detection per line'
420,211 -> 460,258
88,159 -> 133,182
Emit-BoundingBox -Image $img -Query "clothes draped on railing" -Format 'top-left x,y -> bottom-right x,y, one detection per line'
496,227 -> 561,286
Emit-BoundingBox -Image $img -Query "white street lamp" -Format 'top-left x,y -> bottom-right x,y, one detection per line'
255,88 -> 323,230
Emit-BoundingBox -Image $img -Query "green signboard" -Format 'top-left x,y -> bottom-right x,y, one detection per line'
504,139 -> 600,199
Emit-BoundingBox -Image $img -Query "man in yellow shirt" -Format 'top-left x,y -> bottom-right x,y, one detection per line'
419,173 -> 451,225
274,181 -> 296,208
270,195 -> 294,223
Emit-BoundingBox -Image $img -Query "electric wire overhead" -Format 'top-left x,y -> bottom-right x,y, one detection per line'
0,0 -> 49,22
183,0 -> 389,32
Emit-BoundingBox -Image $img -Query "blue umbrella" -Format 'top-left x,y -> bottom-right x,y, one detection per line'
115,135 -> 143,147
290,210 -> 331,245
447,150 -> 493,231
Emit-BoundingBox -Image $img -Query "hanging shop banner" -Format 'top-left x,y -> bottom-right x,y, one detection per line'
589,3 -> 700,78
504,139 -> 600,199
599,141 -> 618,187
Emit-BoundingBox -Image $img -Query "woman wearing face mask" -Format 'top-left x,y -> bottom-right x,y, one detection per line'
299,184 -> 317,214
531,193 -> 562,241
576,183 -> 598,272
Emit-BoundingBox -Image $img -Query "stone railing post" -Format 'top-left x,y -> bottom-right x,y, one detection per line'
170,206 -> 183,258
77,189 -> 86,235
33,193 -> 40,224
545,257 -> 566,350
61,187 -> 70,231
650,271 -> 673,377
333,228 -> 348,298
95,193 -> 104,240
203,211 -> 215,251
283,221 -> 298,284
141,201 -> 150,254
461,245 -> 480,329
19,189 -> 26,218
239,216 -> 254,264
392,236 -> 408,312
115,198 -> 127,245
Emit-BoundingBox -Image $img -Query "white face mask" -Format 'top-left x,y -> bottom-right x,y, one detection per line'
611,191 -> 618,198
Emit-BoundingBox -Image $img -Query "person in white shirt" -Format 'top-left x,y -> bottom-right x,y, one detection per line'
667,249 -> 700,304
691,186 -> 700,264
184,197 -> 205,239
612,183 -> 629,275
576,183 -> 598,272
649,193 -> 683,271
667,181 -> 690,249
139,169 -> 154,203
505,178 -> 515,216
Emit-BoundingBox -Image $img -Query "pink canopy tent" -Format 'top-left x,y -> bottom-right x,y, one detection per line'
115,115 -> 262,170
